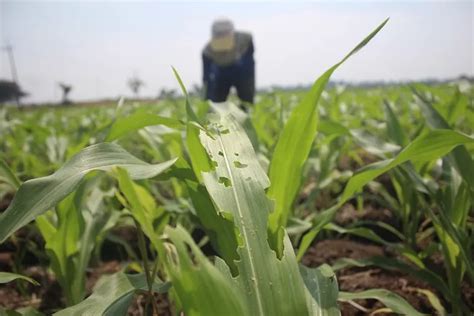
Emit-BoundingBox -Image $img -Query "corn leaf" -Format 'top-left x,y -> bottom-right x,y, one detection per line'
0,158 -> 21,190
0,143 -> 177,243
340,129 -> 474,204
161,225 -> 247,316
267,18 -> 389,254
0,272 -> 38,285
413,88 -> 474,190
300,264 -> 340,315
105,110 -> 182,141
411,288 -> 446,316
339,289 -> 425,316
384,100 -> 407,146
200,115 -> 307,314
198,114 -> 317,315
173,68 -> 240,271
54,272 -> 169,316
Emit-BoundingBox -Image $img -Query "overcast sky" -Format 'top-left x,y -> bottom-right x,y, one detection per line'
0,1 -> 472,103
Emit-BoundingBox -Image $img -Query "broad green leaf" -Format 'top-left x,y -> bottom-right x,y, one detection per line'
0,158 -> 21,190
199,115 -> 309,315
105,110 -> 183,141
384,100 -> 407,146
173,68 -> 240,270
413,88 -> 474,189
0,272 -> 38,285
300,265 -> 340,315
338,289 -> 425,316
161,225 -> 246,316
446,88 -> 467,126
172,66 -> 201,124
339,129 -> 474,204
296,206 -> 338,261
324,223 -> 391,246
267,18 -> 389,254
184,177 -> 240,273
0,143 -> 177,243
113,167 -> 169,250
54,272 -> 170,316
318,120 -> 349,137
411,288 -> 446,316
350,129 -> 400,157
173,66 -> 212,182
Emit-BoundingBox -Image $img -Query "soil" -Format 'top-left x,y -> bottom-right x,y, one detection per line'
302,237 -> 474,315
302,239 -> 443,315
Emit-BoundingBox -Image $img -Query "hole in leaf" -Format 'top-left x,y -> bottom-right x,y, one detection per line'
218,176 -> 232,187
234,161 -> 248,168
218,151 -> 224,156
234,152 -> 239,156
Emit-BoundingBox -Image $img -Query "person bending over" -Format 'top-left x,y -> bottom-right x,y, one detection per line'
202,19 -> 255,108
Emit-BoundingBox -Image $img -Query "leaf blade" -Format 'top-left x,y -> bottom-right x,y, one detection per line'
0,143 -> 177,243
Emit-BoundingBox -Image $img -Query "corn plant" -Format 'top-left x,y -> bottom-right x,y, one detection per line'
297,91 -> 474,314
35,175 -> 121,305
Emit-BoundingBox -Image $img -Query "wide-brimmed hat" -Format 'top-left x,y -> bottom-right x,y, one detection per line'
210,19 -> 235,52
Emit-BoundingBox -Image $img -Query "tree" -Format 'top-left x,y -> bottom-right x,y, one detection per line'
128,76 -> 145,98
59,82 -> 73,104
158,87 -> 177,100
0,80 -> 27,105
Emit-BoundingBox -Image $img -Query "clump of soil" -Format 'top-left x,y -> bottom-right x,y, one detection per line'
335,204 -> 394,227
127,292 -> 173,316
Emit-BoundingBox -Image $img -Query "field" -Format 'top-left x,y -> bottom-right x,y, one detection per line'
1,21 -> 474,316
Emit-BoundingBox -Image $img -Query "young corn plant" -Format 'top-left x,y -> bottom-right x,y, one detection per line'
35,175 -> 120,306
298,102 -> 474,315
170,108 -> 423,315
0,143 -> 177,312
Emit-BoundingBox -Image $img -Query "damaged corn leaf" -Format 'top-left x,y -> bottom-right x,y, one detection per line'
162,114 -> 339,315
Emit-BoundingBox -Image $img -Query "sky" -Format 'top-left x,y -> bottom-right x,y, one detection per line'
0,1 -> 473,103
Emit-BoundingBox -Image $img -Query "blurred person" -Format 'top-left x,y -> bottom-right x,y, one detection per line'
202,19 -> 255,109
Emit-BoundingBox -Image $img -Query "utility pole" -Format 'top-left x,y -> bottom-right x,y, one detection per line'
3,44 -> 21,107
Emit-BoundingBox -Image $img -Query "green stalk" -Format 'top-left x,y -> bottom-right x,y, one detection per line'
135,220 -> 159,316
